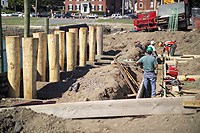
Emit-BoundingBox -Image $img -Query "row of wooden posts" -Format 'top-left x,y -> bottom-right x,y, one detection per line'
5,25 -> 103,99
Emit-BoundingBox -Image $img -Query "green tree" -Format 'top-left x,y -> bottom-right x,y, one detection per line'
191,0 -> 200,7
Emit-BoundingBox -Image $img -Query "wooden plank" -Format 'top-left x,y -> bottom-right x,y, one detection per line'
95,55 -> 115,60
158,54 -> 200,59
136,78 -> 144,99
178,75 -> 200,80
114,58 -> 137,94
183,100 -> 200,108
13,98 -> 196,119
180,89 -> 200,94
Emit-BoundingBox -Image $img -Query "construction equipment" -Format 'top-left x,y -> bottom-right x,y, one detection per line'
164,0 -> 174,4
133,11 -> 158,32
156,2 -> 190,31
158,84 -> 175,97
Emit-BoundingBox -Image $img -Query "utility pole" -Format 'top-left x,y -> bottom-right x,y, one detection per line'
0,5 -> 3,72
132,0 -> 135,13
154,0 -> 157,11
122,0 -> 125,16
35,0 -> 38,17
24,0 -> 31,37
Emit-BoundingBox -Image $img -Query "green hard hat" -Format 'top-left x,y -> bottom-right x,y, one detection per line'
146,46 -> 153,52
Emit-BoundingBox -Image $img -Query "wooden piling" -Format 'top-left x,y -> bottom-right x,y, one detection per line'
54,30 -> 65,71
96,26 -> 103,55
48,34 -> 60,82
33,32 -> 47,81
79,27 -> 88,67
69,28 -> 78,66
45,18 -> 49,34
5,36 -> 21,97
66,32 -> 75,71
89,26 -> 96,62
22,37 -> 38,99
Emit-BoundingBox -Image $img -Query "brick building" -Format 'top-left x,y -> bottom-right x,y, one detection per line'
64,0 -> 121,15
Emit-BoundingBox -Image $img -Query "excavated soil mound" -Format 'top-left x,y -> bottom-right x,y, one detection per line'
57,65 -> 132,103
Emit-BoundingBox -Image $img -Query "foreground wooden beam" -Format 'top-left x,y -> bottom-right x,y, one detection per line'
183,100 -> 200,108
22,98 -> 196,119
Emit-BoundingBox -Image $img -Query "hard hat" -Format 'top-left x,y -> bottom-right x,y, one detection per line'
150,40 -> 155,45
165,41 -> 175,45
146,46 -> 153,52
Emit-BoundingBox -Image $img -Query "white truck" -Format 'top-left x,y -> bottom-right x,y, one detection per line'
156,2 -> 190,30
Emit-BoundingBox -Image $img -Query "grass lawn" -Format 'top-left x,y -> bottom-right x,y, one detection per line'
2,17 -> 134,27
2,17 -> 46,26
96,18 -> 133,24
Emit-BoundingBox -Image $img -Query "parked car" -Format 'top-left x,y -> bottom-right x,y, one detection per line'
12,12 -> 23,17
38,13 -> 50,18
71,13 -> 80,19
86,14 -> 98,19
111,13 -> 123,19
30,12 -> 39,17
1,12 -> 12,17
18,13 -> 24,18
126,13 -> 137,19
62,13 -> 72,18
53,13 -> 62,18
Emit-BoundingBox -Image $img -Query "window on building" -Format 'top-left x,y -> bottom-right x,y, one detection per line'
150,1 -> 153,8
77,0 -> 79,1
98,5 -> 103,11
139,2 -> 143,8
76,4 -> 80,11
99,0 -> 102,1
68,4 -> 73,11
91,4 -> 95,11
91,0 -> 95,1
69,0 -> 72,1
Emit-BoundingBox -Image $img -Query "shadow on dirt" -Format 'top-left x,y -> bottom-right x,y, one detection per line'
37,65 -> 94,99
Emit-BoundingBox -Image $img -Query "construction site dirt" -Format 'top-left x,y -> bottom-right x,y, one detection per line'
1,24 -> 200,133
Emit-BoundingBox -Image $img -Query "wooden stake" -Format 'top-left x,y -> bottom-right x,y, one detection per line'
66,32 -> 75,71
22,37 -> 38,99
54,30 -> 65,71
69,28 -> 78,66
47,34 -> 60,82
96,26 -> 103,55
33,32 -> 47,81
79,27 -> 88,67
5,36 -> 21,98
89,26 -> 96,62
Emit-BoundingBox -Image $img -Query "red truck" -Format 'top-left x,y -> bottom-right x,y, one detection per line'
133,11 -> 158,32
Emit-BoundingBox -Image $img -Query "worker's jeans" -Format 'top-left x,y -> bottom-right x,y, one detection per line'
143,71 -> 157,98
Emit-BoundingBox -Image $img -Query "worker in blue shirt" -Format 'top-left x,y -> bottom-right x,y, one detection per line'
136,46 -> 158,98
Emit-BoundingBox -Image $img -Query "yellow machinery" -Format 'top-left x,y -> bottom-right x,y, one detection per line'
164,0 -> 174,4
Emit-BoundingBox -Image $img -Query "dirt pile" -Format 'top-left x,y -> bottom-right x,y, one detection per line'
57,65 -> 132,103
